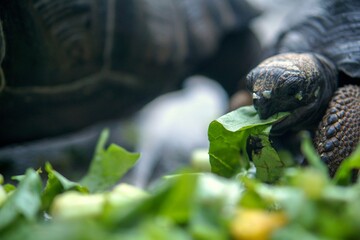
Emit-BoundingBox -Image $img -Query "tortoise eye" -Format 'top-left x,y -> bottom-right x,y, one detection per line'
282,72 -> 291,79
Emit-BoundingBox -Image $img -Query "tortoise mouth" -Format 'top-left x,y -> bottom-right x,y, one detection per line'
270,116 -> 290,135
253,98 -> 276,120
269,99 -> 324,135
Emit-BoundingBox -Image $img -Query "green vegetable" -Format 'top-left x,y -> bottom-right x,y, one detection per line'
251,134 -> 293,183
208,105 -> 290,181
0,186 -> 5,207
1,110 -> 360,240
334,143 -> 360,185
0,169 -> 42,231
42,163 -> 88,210
300,131 -> 328,175
51,183 -> 148,219
80,129 -> 140,193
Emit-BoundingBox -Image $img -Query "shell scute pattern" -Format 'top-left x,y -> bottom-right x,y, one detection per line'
34,1 -> 95,63
0,0 -> 261,146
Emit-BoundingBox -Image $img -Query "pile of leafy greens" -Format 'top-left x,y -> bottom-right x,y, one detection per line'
1,106 -> 360,240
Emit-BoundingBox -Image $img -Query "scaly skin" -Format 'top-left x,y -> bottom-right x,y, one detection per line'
314,85 -> 360,176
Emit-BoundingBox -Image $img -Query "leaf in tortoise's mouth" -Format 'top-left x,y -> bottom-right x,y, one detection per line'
208,105 -> 291,183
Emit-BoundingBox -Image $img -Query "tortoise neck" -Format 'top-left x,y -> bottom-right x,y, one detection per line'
271,53 -> 338,134
314,53 -> 338,113
299,53 -> 338,130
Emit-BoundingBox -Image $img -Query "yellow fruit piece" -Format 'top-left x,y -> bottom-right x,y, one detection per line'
230,209 -> 287,240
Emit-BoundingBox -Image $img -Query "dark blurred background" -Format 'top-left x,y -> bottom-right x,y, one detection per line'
0,0 -> 319,183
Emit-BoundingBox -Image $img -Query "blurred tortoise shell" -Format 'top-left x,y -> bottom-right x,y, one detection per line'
274,0 -> 360,79
0,0 -> 261,146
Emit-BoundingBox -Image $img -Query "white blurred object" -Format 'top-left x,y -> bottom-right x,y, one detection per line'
131,75 -> 229,187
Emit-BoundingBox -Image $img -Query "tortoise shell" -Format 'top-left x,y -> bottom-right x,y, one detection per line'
0,0 -> 260,146
274,0 -> 360,79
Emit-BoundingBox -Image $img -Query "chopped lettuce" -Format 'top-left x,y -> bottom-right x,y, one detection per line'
208,105 -> 290,181
0,169 -> 42,231
42,163 -> 88,210
1,109 -> 360,240
300,131 -> 328,175
80,129 -> 140,193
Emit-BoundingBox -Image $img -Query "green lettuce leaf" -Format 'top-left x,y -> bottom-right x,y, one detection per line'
42,163 -> 88,210
0,169 -> 42,231
208,105 -> 289,180
80,129 -> 140,193
300,131 -> 328,175
251,134 -> 293,183
102,172 -> 242,239
333,143 -> 360,185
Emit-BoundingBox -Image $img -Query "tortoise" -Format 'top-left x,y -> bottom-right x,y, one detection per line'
0,0 -> 261,147
246,0 -> 360,176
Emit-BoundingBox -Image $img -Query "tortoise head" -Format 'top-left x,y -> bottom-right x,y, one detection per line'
247,53 -> 338,134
